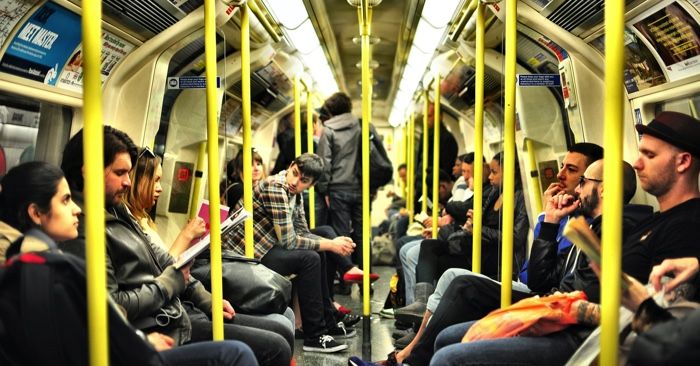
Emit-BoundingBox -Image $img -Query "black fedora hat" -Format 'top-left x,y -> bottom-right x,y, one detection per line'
635,111 -> 700,157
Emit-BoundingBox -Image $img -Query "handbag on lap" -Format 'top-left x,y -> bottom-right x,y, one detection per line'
192,253 -> 292,315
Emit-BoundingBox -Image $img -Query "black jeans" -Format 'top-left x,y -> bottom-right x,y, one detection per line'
310,225 -> 354,299
188,308 -> 291,366
415,239 -> 471,284
162,340 -> 257,366
404,274 -> 533,366
328,190 -> 365,269
261,246 -> 337,340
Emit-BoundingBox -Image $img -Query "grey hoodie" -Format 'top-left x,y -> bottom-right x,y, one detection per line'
316,112 -> 362,193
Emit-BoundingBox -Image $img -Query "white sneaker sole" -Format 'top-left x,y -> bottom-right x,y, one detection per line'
331,330 -> 357,339
302,343 -> 349,353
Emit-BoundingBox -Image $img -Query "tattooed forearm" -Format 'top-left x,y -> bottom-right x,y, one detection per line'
576,301 -> 601,326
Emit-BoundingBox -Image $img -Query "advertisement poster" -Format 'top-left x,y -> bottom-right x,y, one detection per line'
0,2 -> 81,85
0,0 -> 35,49
633,2 -> 700,81
56,30 -> 135,92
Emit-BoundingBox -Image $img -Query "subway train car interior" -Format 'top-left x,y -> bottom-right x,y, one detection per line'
1,0 -> 700,365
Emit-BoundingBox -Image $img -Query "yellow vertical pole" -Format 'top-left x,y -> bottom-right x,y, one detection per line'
402,125 -> 408,198
82,1 -> 109,364
525,139 -> 543,213
431,75 -> 441,239
306,92 -> 316,229
358,1 -> 373,317
294,76 -> 302,157
408,111 -> 416,224
472,2 -> 485,274
421,92 -> 429,214
601,0 -> 625,363
189,141 -> 207,219
241,4 -> 254,260
501,0 -> 517,308
205,0 -> 224,340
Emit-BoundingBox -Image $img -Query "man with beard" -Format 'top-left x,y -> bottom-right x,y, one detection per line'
60,127 -> 293,366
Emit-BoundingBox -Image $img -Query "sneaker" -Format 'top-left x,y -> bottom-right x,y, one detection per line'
337,313 -> 362,328
328,322 -> 357,339
348,356 -> 380,366
303,335 -> 348,353
343,272 -> 380,283
379,308 -> 395,319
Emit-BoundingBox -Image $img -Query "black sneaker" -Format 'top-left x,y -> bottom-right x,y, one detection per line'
303,335 -> 348,353
328,322 -> 357,339
337,313 -> 362,328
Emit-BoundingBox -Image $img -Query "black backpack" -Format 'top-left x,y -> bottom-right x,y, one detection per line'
0,251 -> 164,366
356,125 -> 394,192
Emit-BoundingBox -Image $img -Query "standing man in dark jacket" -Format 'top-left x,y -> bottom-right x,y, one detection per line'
59,126 -> 292,366
317,92 -> 377,269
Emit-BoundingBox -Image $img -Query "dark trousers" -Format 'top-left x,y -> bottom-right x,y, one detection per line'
415,239 -> 471,284
188,308 -> 291,366
404,274 -> 533,366
162,340 -> 257,366
261,246 -> 336,340
310,225 -> 354,299
328,190 -> 365,269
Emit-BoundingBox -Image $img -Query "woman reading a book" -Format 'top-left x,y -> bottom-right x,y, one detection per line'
125,146 -> 206,258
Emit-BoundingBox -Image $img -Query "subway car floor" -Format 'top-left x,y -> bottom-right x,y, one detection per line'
292,265 -> 396,365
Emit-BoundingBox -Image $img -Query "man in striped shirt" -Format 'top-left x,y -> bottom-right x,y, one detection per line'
223,153 -> 357,353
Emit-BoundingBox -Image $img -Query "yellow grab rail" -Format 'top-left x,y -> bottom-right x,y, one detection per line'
241,3 -> 254,259
408,111 -> 416,224
525,139 -> 543,213
82,0 -> 109,363
431,74 -> 441,239
205,0 -> 224,340
189,141 -> 207,219
422,92 -> 429,214
472,2 -> 485,274
601,0 -> 625,363
294,75 -> 302,157
306,91 -> 316,228
501,0 -> 517,308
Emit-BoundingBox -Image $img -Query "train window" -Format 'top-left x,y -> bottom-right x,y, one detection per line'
0,90 -> 72,176
654,93 -> 700,118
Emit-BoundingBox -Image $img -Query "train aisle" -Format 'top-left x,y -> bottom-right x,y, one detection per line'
293,265 -> 396,365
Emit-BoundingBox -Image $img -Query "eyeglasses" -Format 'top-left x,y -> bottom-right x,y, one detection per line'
138,146 -> 156,160
578,175 -> 602,188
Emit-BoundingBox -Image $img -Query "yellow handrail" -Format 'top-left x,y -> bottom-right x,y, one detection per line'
82,0 -> 109,363
248,0 -> 281,42
358,0 -> 373,317
431,74 -> 441,239
408,111 -> 416,224
601,0 -> 625,363
294,75 -> 302,157
189,141 -> 207,219
205,0 -> 224,340
306,91 -> 316,229
241,3 -> 254,260
472,2 -> 485,274
501,0 -> 517,308
422,92 -> 429,214
525,139 -> 543,213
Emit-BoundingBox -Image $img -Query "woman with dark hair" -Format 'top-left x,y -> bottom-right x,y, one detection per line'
221,148 -> 266,207
0,161 -> 258,366
125,147 -> 205,258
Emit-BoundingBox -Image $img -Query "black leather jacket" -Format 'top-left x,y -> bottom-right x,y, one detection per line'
527,204 -> 653,303
62,195 -> 212,345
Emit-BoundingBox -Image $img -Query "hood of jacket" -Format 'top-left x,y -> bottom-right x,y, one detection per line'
324,112 -> 358,130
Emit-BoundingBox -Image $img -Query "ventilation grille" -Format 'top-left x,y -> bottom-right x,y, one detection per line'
104,0 -> 182,37
546,0 -> 604,32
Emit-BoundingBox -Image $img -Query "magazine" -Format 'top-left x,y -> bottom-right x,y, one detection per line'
174,206 -> 249,269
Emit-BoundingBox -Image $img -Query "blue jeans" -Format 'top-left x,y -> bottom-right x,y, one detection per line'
328,190 -> 364,268
162,340 -> 257,366
399,239 -> 421,304
431,321 -> 583,366
427,269 -> 531,313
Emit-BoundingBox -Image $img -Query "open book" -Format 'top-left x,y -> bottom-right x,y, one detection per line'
174,206 -> 250,269
562,216 -> 631,290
